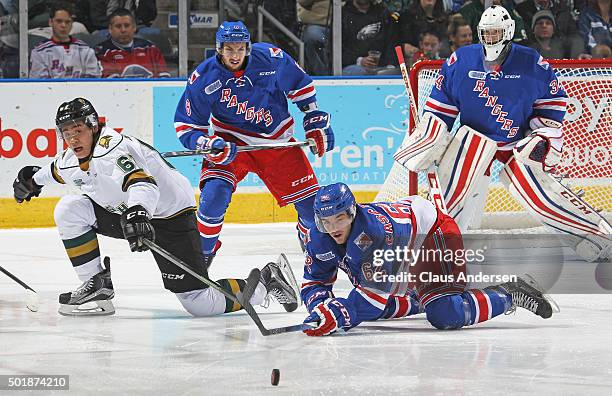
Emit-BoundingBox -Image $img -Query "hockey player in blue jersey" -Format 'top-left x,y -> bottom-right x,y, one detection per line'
301,183 -> 556,336
173,21 -> 334,273
395,5 -> 610,262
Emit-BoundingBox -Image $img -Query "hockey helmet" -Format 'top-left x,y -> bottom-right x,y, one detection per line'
216,21 -> 251,55
55,97 -> 99,138
314,183 -> 357,233
477,5 -> 515,62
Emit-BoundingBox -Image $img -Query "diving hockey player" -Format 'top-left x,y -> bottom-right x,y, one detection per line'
301,183 -> 556,336
394,5 -> 611,262
12,97 -> 300,316
173,21 -> 334,269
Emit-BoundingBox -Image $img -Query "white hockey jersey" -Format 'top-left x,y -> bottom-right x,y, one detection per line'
33,126 -> 195,218
29,37 -> 102,79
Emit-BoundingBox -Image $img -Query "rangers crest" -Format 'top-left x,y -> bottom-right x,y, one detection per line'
269,47 -> 283,58
354,232 -> 373,251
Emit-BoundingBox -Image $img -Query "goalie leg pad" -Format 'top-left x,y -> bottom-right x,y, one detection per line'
500,158 -> 611,262
393,112 -> 453,171
437,125 -> 497,228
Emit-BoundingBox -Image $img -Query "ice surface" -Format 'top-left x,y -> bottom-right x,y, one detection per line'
1,225 -> 611,395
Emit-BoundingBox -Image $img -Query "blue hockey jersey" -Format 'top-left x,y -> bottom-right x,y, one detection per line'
174,43 -> 317,149
424,44 -> 567,148
301,196 -> 437,331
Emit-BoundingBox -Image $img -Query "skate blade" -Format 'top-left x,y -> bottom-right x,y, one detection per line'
276,253 -> 301,306
523,273 -> 560,314
58,300 -> 115,317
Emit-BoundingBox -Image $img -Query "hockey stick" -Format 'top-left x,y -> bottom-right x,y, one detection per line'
395,46 -> 449,214
142,239 -> 312,336
161,140 -> 313,158
0,265 -> 39,312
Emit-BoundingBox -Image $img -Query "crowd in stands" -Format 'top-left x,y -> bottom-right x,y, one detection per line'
0,0 -> 167,78
1,0 -> 611,78
296,0 -> 611,76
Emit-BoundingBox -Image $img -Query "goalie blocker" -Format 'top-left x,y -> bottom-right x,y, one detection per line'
395,114 -> 611,262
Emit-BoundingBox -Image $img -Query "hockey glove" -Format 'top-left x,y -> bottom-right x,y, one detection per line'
513,130 -> 562,173
120,205 -> 155,252
303,110 -> 334,157
13,166 -> 43,203
303,298 -> 347,337
196,135 -> 237,165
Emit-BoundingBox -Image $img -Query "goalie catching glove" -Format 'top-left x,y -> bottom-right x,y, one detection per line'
303,110 -> 334,157
196,135 -> 237,165
13,166 -> 43,203
513,127 -> 563,173
120,205 -> 155,252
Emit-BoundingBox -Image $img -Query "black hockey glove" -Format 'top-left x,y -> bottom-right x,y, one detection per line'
120,205 -> 155,252
13,166 -> 43,203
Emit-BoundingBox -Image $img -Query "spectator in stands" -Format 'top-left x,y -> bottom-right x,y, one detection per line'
95,8 -> 168,78
0,0 -> 16,15
528,9 -> 586,58
29,1 -> 101,78
592,42 -> 612,57
81,0 -> 112,33
399,0 -> 449,60
341,0 -> 399,75
297,0 -> 331,75
0,5 -> 18,78
382,0 -> 410,14
460,0 -> 528,44
108,0 -> 158,35
515,0 -> 581,43
578,0 -> 612,53
409,30 -> 441,66
439,14 -> 472,57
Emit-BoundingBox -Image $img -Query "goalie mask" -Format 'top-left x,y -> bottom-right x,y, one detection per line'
55,97 -> 99,139
314,183 -> 357,234
478,5 -> 515,62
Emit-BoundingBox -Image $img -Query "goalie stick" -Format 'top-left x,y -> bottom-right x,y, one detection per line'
395,46 -> 449,214
161,140 -> 313,158
0,265 -> 39,312
142,239 -> 312,336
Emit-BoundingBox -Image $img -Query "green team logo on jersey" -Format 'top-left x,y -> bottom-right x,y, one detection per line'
116,155 -> 137,173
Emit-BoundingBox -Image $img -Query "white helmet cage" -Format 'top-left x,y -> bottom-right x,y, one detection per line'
477,5 -> 515,62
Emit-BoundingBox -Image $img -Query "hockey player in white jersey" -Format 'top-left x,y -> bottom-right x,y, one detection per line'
395,5 -> 611,262
12,98 -> 300,316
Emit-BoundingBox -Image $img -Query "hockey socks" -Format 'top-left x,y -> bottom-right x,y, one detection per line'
216,278 -> 247,313
462,289 -> 512,325
425,289 -> 512,329
61,229 -> 102,281
381,294 -> 423,319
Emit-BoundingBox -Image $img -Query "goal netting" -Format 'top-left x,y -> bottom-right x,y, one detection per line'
376,59 -> 612,229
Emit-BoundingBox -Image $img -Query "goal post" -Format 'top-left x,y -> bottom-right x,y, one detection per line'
376,58 -> 612,229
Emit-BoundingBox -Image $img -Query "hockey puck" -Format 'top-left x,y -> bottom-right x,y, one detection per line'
271,369 -> 280,386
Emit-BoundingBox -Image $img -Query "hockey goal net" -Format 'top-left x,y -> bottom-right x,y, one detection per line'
376,59 -> 612,229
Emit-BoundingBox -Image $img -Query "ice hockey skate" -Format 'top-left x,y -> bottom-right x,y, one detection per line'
260,253 -> 301,312
58,257 -> 115,316
487,274 -> 559,319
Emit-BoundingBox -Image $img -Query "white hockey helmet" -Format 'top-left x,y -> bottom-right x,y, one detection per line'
477,5 -> 515,62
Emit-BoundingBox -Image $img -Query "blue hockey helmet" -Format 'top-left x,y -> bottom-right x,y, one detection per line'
216,21 -> 251,55
314,183 -> 357,233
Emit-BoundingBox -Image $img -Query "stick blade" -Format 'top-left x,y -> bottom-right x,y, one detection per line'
26,289 -> 39,312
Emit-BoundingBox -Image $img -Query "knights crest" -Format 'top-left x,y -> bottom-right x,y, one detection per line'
98,135 -> 113,149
